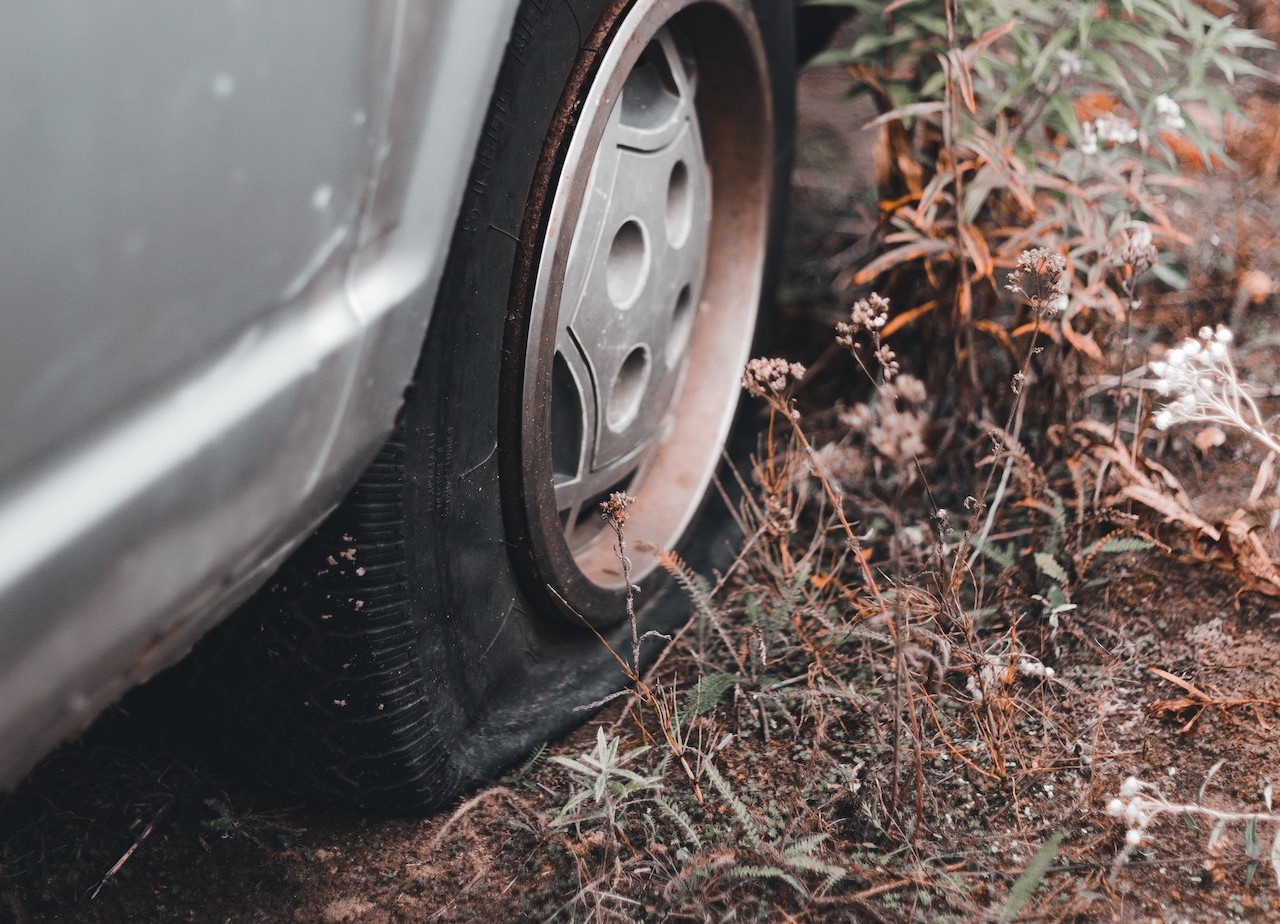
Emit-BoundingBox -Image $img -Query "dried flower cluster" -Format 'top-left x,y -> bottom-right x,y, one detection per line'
1117,222 -> 1158,275
807,442 -> 868,487
839,374 -> 930,466
599,491 -> 636,527
741,357 -> 806,400
836,292 -> 898,380
835,292 -> 890,344
1006,247 -> 1069,315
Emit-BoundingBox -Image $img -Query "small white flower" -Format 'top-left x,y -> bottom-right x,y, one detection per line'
1199,326 -> 1214,340
1183,339 -> 1201,357
1215,326 -> 1233,344
1095,114 -> 1138,146
1125,827 -> 1144,847
1168,348 -> 1185,367
1055,48 -> 1083,77
1153,94 -> 1186,132
1120,777 -> 1143,798
1210,342 -> 1227,359
1106,798 -> 1126,818
1079,121 -> 1099,156
1155,409 -> 1174,429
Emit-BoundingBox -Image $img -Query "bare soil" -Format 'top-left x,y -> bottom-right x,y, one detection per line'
8,46 -> 1280,924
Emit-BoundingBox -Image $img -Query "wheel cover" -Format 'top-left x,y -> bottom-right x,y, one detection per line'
549,26 -> 710,553
509,0 -> 774,619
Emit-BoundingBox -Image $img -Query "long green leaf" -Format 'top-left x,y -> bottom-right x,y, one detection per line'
1000,831 -> 1065,923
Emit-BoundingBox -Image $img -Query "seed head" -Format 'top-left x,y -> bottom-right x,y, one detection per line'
599,491 -> 635,527
1118,222 -> 1158,273
890,374 -> 928,405
742,357 -> 806,399
873,343 -> 900,380
836,292 -> 891,349
869,405 -> 928,462
1007,248 -> 1069,313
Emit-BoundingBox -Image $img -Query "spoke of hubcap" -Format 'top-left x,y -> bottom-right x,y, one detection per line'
548,26 -> 711,550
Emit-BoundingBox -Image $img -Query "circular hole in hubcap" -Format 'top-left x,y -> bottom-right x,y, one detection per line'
606,220 -> 649,307
665,160 -> 692,247
667,284 -> 694,365
607,346 -> 650,431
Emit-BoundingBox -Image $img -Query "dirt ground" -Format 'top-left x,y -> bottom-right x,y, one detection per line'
9,40 -> 1280,924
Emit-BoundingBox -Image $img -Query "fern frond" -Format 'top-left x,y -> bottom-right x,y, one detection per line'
702,758 -> 763,843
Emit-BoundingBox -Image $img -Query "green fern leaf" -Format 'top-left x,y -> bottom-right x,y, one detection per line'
1034,553 -> 1068,586
684,672 -> 738,719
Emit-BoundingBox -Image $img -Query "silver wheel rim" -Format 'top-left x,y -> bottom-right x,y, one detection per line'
520,0 -> 774,594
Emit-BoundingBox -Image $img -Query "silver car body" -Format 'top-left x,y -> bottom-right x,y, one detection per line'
0,0 -> 527,785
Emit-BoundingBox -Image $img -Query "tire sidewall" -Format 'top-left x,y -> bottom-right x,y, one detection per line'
403,0 -> 795,782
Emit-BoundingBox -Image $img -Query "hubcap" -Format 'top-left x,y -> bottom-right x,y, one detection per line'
513,0 -> 774,609
550,28 -> 710,552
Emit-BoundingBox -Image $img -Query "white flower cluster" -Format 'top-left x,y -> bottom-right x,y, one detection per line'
1106,775 -> 1280,883
1079,120 -> 1099,156
1078,98 -> 1184,156
1106,776 -> 1154,847
835,293 -> 890,350
1153,94 -> 1186,132
846,292 -> 890,333
1055,48 -> 1083,77
1149,325 -> 1236,431
1094,113 -> 1138,145
965,652 -> 1056,704
1079,114 -> 1138,154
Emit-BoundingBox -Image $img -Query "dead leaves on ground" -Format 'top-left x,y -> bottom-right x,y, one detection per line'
1061,421 -> 1280,596
1148,666 -> 1280,734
